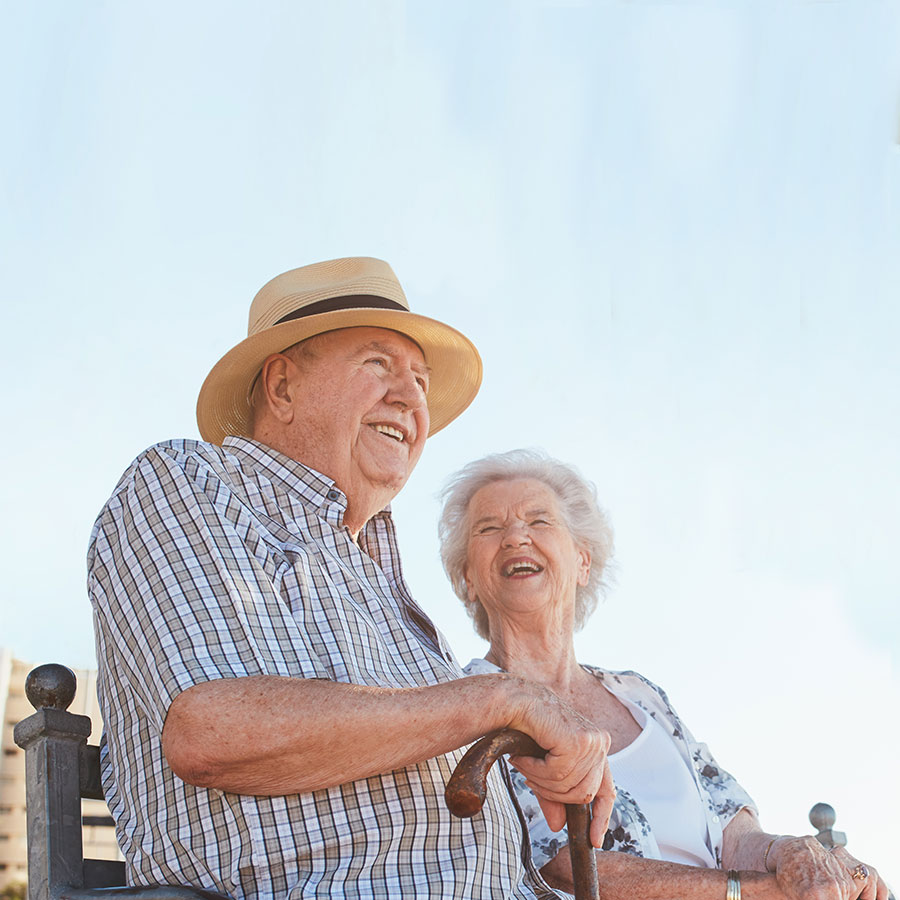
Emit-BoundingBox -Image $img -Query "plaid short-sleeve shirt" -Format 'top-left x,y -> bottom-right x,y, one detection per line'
88,437 -> 558,900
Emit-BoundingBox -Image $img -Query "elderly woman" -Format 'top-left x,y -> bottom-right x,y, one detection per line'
439,449 -> 887,900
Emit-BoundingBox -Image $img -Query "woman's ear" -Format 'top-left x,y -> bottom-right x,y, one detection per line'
463,566 -> 478,604
576,548 -> 592,588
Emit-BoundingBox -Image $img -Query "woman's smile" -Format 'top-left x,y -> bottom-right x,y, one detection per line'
500,556 -> 544,578
463,478 -> 591,614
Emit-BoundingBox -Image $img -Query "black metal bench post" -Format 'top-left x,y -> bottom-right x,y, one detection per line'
13,664 -> 92,900
14,663 -> 231,900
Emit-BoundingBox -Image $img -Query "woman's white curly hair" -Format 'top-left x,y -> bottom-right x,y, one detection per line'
438,449 -> 615,640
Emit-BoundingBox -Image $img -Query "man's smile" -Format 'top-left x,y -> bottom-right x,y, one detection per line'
369,422 -> 409,443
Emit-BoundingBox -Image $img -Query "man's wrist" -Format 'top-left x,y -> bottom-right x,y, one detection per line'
484,671 -> 541,730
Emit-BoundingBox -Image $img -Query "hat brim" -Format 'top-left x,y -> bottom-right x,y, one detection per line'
196,307 -> 483,444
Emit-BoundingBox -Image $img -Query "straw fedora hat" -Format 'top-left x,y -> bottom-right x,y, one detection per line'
196,257 -> 482,445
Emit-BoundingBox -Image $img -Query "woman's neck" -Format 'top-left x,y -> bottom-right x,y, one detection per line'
486,614 -> 585,696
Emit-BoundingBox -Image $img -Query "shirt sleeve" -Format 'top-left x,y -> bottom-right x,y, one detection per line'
634,675 -> 758,832
88,444 -> 330,733
684,736 -> 758,829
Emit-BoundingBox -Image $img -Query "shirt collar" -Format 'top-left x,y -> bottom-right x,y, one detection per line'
221,435 -> 393,530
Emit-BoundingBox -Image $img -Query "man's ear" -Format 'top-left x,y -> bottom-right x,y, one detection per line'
258,353 -> 297,424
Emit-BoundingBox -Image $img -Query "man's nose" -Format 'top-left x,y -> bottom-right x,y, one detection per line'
386,369 -> 427,409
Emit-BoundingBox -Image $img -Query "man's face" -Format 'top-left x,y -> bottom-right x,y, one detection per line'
281,326 -> 431,506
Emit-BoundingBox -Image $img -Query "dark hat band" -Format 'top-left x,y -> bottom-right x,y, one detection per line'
274,294 -> 407,325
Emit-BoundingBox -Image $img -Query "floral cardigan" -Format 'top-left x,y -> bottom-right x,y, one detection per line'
463,659 -> 757,869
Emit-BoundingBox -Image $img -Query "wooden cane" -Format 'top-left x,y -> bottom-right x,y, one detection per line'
445,729 -> 600,900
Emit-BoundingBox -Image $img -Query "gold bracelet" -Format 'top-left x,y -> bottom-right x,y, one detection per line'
726,870 -> 742,900
762,836 -> 779,873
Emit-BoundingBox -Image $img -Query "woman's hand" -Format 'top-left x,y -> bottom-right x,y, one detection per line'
826,845 -> 888,900
768,836 -> 888,900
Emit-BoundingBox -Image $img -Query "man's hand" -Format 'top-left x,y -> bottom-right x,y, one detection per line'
506,682 -> 615,846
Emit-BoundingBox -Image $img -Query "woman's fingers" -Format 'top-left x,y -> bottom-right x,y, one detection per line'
848,860 -> 884,900
829,847 -> 886,900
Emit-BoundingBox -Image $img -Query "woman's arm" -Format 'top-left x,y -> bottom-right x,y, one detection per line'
537,809 -> 888,900
722,808 -> 777,870
540,847 -> 789,900
722,809 -> 888,900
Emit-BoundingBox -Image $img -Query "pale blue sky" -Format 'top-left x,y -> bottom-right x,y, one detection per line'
2,0 -> 898,884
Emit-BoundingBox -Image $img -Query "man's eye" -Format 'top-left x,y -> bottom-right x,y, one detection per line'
367,357 -> 387,368
531,519 -> 550,526
477,526 -> 499,535
416,377 -> 429,393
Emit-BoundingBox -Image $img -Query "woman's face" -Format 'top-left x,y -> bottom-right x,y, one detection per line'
463,478 -> 591,624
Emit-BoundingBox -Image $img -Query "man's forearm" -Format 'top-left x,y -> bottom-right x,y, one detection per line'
162,674 -> 518,793
162,671 -> 610,803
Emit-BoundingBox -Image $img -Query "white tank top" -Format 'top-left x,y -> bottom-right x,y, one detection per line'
608,700 -> 716,867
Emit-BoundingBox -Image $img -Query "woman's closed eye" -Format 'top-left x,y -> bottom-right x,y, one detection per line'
475,525 -> 500,535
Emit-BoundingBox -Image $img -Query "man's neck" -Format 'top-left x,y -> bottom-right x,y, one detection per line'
249,429 -> 396,540
342,489 -> 393,540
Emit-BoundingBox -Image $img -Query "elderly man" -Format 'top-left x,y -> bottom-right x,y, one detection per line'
88,257 -> 613,899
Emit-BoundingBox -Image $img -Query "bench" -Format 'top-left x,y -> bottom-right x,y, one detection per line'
12,663 -> 871,899
13,664 -> 230,900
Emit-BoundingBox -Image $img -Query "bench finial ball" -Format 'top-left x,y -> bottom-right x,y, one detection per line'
809,802 -> 836,832
25,664 -> 77,711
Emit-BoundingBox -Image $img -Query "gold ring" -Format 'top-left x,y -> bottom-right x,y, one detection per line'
852,864 -> 869,881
